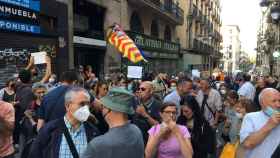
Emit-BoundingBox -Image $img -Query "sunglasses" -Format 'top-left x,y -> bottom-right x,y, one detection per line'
138,87 -> 147,91
163,110 -> 177,115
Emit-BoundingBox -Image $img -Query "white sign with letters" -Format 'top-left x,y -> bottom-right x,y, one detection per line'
127,66 -> 143,79
192,69 -> 200,78
31,51 -> 46,64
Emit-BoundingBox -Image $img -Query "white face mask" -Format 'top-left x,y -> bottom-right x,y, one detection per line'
235,112 -> 243,119
49,78 -> 55,83
220,89 -> 226,95
73,106 -> 90,122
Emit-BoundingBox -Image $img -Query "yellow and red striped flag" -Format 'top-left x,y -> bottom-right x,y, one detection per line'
107,24 -> 147,63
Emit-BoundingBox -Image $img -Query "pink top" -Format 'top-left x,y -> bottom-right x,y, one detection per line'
148,124 -> 191,158
0,101 -> 15,157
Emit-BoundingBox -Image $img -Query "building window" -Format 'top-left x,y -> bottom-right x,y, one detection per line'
164,25 -> 172,41
73,0 -> 105,39
130,12 -> 144,33
151,20 -> 159,38
164,0 -> 172,11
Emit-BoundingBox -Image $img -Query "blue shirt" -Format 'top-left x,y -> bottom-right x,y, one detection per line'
59,117 -> 88,158
39,85 -> 70,122
240,111 -> 280,158
163,90 -> 181,116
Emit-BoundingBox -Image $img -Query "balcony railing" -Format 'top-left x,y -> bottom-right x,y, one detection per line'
128,0 -> 184,25
193,38 -> 213,54
189,4 -> 198,17
197,10 -> 203,22
201,15 -> 207,25
208,23 -> 213,34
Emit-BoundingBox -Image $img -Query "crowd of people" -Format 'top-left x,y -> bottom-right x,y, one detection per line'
0,56 -> 280,158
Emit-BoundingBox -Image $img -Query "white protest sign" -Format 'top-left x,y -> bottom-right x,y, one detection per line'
127,66 -> 143,79
31,52 -> 47,64
192,69 -> 200,78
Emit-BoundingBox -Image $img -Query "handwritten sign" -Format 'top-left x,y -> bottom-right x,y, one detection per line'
192,69 -> 200,78
31,51 -> 46,64
127,66 -> 142,79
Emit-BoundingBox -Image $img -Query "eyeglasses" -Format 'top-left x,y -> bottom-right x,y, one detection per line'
36,90 -> 46,95
78,101 -> 90,106
163,111 -> 177,115
182,110 -> 190,113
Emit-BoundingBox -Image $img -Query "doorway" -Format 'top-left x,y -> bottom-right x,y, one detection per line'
74,47 -> 105,78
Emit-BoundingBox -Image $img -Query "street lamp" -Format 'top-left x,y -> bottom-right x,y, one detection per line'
260,0 -> 270,7
271,5 -> 280,21
273,50 -> 280,58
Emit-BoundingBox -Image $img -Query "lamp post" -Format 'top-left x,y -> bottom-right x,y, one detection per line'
260,0 -> 280,76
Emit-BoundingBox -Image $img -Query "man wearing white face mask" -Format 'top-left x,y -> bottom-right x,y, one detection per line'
240,88 -> 280,158
29,87 -> 99,158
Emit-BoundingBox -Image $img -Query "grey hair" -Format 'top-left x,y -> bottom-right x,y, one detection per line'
258,88 -> 278,106
65,87 -> 90,105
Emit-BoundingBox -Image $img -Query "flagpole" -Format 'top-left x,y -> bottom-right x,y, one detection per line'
120,0 -> 124,74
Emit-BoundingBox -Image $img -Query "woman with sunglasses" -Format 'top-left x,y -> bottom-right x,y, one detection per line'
145,102 -> 193,158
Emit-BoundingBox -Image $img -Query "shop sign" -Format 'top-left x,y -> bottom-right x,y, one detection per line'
0,2 -> 38,20
0,0 -> 40,11
126,31 -> 180,53
0,20 -> 40,33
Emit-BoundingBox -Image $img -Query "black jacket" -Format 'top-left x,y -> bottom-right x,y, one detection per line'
177,115 -> 216,158
28,118 -> 99,158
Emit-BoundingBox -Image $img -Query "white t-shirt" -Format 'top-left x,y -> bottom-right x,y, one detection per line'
240,111 -> 280,158
196,88 -> 223,126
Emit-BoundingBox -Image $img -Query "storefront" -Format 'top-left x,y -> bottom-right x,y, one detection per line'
0,0 -> 68,86
73,36 -> 106,77
125,31 -> 181,74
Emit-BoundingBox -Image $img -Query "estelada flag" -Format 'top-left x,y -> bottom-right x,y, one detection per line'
107,24 -> 147,63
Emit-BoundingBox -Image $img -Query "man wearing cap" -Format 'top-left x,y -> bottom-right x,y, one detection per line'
82,88 -> 144,158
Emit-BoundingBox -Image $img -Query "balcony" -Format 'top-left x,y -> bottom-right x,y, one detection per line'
211,31 -> 222,42
196,10 -> 203,22
214,50 -> 223,58
201,15 -> 207,25
128,0 -> 184,25
188,4 -> 198,18
208,2 -> 213,10
208,23 -> 214,34
192,38 -> 211,54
